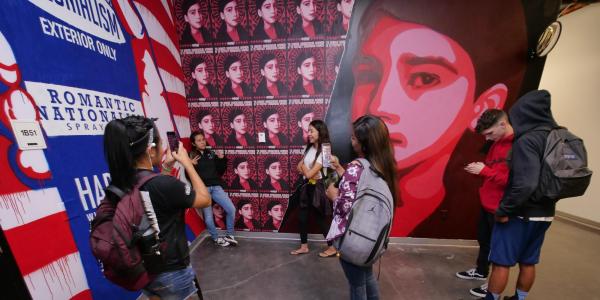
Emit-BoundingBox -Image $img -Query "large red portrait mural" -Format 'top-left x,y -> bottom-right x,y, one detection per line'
326,0 -> 561,238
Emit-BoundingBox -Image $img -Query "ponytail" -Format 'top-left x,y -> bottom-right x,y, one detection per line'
103,116 -> 158,195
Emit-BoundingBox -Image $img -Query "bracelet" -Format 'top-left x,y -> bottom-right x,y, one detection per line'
162,163 -> 173,171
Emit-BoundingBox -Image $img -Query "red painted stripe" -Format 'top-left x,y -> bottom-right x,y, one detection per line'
165,93 -> 189,117
151,41 -> 185,79
4,211 -> 78,275
185,209 -> 205,235
71,289 -> 93,300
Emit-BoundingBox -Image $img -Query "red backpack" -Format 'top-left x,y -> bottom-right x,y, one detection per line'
89,172 -> 161,291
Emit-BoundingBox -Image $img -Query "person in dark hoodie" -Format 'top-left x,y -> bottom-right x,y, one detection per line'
180,0 -> 212,45
254,53 -> 288,97
189,131 -> 238,247
485,90 -> 557,300
216,0 -> 249,42
253,0 -> 286,40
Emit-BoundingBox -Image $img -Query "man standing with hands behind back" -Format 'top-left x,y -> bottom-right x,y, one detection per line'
456,109 -> 513,298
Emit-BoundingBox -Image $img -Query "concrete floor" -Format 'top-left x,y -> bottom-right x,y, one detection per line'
190,219 -> 600,300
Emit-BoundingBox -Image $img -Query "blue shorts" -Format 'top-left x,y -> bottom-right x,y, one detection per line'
489,217 -> 551,267
142,266 -> 198,300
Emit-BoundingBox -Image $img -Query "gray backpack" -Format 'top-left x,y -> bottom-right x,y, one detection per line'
536,126 -> 592,201
336,158 -> 394,267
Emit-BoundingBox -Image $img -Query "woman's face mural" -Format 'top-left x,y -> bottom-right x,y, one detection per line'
325,0 -> 560,237
351,16 -> 507,169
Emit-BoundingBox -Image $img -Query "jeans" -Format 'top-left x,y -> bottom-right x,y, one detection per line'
202,186 -> 236,239
142,266 -> 197,300
340,259 -> 379,300
476,208 -> 495,276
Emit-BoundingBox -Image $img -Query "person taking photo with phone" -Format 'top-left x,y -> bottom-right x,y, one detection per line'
103,116 -> 211,299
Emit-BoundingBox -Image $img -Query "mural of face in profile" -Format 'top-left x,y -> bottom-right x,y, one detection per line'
327,0 -> 560,237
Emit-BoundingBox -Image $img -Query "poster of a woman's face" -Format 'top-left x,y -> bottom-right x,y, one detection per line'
326,0 -> 559,237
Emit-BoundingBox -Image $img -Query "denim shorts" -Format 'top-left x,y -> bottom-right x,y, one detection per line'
142,266 -> 198,300
489,217 -> 551,267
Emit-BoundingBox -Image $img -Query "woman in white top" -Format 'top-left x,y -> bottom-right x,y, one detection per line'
290,120 -> 337,257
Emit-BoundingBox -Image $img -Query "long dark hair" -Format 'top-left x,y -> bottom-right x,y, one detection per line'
304,119 -> 330,166
353,115 -> 399,207
190,130 -> 205,153
103,116 -> 159,194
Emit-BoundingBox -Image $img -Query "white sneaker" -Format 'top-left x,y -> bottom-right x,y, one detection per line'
223,235 -> 238,246
213,237 -> 230,247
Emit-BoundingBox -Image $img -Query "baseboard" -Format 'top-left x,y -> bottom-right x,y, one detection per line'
193,229 -> 478,248
555,211 -> 600,233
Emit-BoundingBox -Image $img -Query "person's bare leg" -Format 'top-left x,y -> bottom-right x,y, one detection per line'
488,264 -> 510,295
516,264 -> 535,291
148,296 -> 160,300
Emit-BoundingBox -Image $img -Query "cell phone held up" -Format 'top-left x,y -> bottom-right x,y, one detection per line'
166,131 -> 179,151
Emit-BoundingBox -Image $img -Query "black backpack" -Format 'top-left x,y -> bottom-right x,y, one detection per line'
535,126 -> 592,201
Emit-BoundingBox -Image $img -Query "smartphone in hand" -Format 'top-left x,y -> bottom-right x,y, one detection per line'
166,131 -> 180,151
322,143 -> 332,168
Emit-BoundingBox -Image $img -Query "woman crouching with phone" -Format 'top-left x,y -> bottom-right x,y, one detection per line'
103,116 -> 211,299
326,115 -> 398,300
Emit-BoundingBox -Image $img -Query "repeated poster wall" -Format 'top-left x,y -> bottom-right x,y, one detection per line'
176,0 -> 350,232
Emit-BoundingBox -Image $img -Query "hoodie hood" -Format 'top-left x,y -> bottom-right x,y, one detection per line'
509,89 -> 557,137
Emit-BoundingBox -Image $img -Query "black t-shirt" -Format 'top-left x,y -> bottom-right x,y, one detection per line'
139,172 -> 195,273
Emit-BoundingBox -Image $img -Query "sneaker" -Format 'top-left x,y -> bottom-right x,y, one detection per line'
456,268 -> 487,280
213,237 -> 230,247
470,283 -> 488,297
503,296 -> 518,300
223,235 -> 238,246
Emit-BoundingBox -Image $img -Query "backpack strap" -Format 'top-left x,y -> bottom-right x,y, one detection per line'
135,170 -> 160,189
355,158 -> 384,178
106,185 -> 126,199
356,158 -> 370,169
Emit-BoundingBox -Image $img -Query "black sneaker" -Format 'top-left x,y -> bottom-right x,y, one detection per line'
470,283 -> 488,297
223,235 -> 238,246
456,268 -> 487,280
503,296 -> 518,300
213,237 -> 230,247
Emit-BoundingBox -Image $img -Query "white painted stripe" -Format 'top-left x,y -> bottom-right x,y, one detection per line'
115,0 -> 144,39
158,68 -> 185,97
161,0 -> 174,24
134,2 -> 181,65
24,252 -> 90,300
0,188 -> 65,230
173,115 -> 191,138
